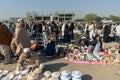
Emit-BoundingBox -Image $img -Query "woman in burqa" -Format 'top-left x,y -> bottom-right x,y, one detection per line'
64,23 -> 70,43
103,24 -> 111,43
69,22 -> 75,39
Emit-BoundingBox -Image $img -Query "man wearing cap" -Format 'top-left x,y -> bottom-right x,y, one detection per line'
17,48 -> 40,71
45,37 -> 58,58
0,23 -> 13,64
11,19 -> 31,60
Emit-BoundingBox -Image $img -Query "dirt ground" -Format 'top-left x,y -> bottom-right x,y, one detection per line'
0,42 -> 120,80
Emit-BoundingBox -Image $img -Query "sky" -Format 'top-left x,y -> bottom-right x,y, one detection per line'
0,0 -> 120,20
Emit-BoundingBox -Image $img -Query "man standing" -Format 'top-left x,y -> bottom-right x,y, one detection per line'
42,21 -> 48,46
11,19 -> 31,60
116,24 -> 120,43
69,22 -> 75,39
30,21 -> 37,38
0,22 -> 13,64
88,22 -> 95,41
51,22 -> 59,43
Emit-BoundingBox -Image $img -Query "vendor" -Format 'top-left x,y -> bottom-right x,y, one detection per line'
17,48 -> 40,71
91,35 -> 104,61
45,37 -> 58,58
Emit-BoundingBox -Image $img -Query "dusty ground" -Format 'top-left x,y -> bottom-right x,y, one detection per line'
0,42 -> 120,80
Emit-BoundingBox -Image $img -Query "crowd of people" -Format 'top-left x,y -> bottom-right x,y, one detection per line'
1,19 -> 120,61
0,18 -> 120,79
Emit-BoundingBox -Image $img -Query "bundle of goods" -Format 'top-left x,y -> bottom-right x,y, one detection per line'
27,63 -> 44,80
103,47 -> 120,64
30,40 -> 37,51
41,71 -> 60,80
30,43 -> 37,51
65,44 -> 120,65
57,44 -> 69,57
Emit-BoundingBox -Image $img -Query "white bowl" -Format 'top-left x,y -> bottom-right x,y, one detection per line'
61,70 -> 70,77
72,77 -> 82,80
60,75 -> 71,80
72,71 -> 82,78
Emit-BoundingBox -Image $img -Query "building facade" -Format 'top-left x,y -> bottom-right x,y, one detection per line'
26,12 -> 75,22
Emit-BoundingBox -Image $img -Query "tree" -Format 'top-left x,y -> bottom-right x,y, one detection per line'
84,13 -> 98,22
102,16 -> 109,20
108,15 -> 120,22
75,13 -> 120,22
96,16 -> 103,22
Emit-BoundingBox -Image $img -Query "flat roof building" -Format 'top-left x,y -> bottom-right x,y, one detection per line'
26,12 -> 75,22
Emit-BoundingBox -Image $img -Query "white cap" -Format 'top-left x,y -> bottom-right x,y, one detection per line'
47,22 -> 50,25
17,19 -> 23,23
39,63 -> 44,69
23,48 -> 30,53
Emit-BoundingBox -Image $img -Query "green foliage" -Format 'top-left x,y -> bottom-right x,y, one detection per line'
108,15 -> 120,22
84,13 -> 98,22
96,16 -> 103,22
75,13 -> 120,22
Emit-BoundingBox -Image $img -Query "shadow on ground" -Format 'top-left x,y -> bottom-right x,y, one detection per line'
44,63 -> 68,72
82,74 -> 93,80
39,54 -> 64,63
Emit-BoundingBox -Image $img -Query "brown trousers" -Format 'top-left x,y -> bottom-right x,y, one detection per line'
0,44 -> 11,63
